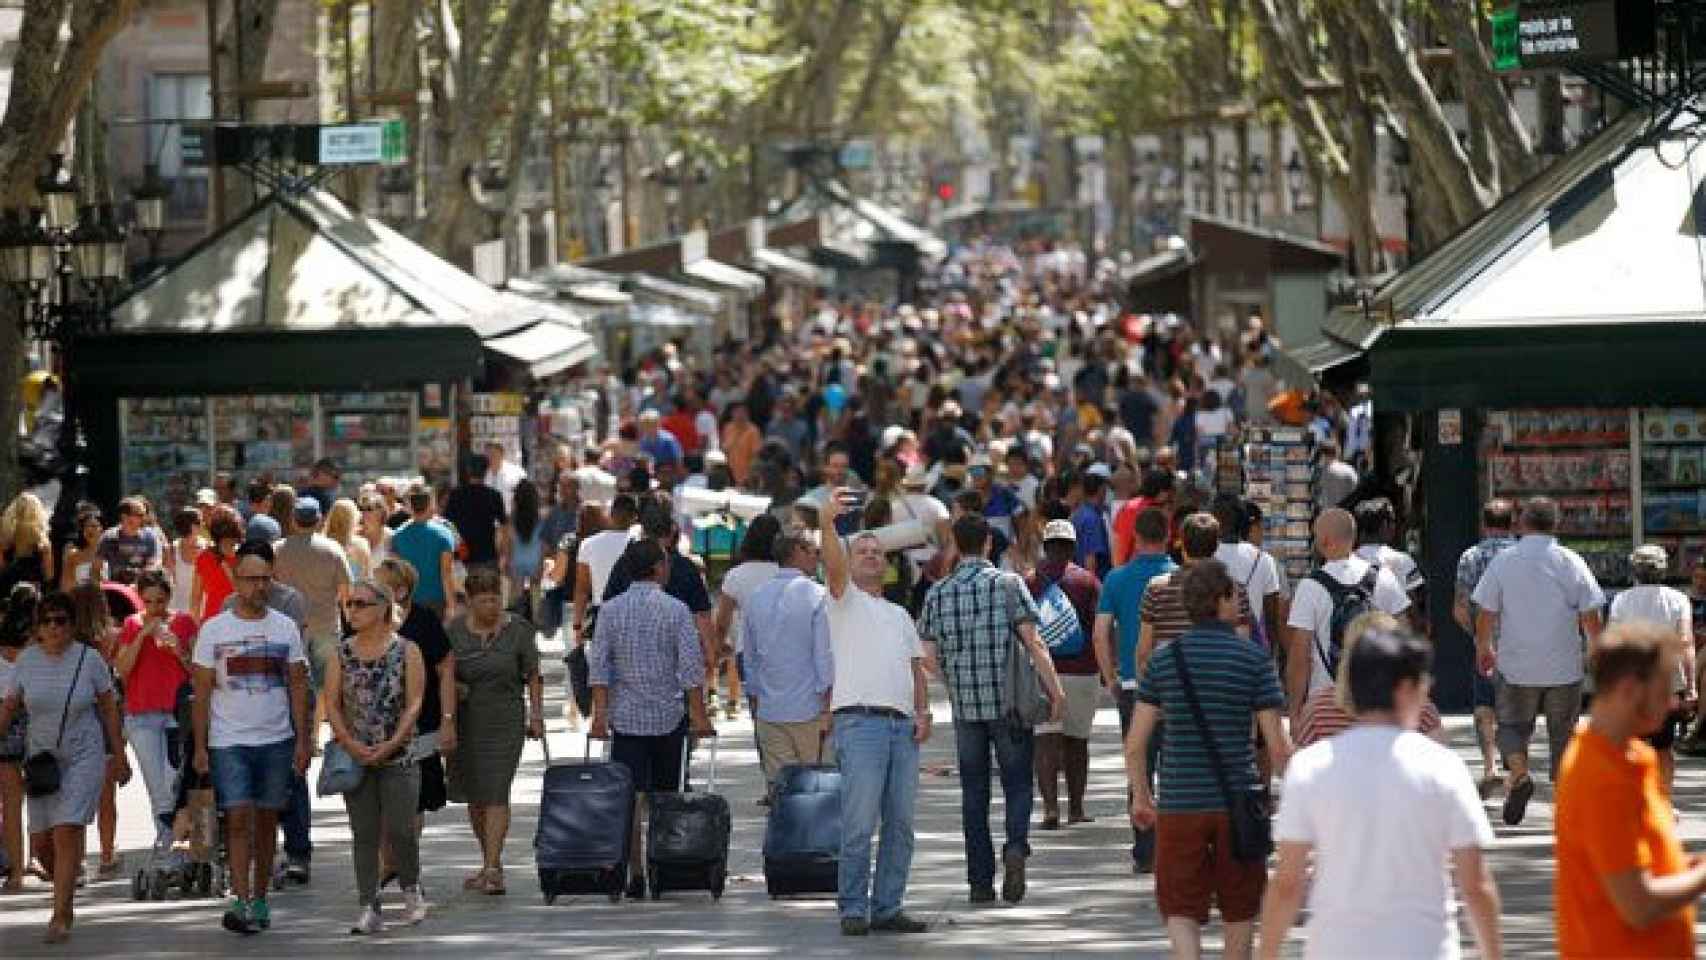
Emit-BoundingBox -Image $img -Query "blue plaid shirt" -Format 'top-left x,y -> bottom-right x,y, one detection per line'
1455,536 -> 1516,617
588,581 -> 706,736
920,558 -> 1040,722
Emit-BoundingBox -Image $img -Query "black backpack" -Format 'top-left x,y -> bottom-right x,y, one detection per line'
1309,567 -> 1381,678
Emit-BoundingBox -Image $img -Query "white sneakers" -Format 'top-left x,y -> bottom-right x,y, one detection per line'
352,889 -> 426,936
401,887 -> 428,926
350,905 -> 384,936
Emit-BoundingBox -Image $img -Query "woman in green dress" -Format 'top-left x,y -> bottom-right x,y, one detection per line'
445,567 -> 542,896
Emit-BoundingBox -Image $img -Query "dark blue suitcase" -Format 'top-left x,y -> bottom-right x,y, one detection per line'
762,763 -> 843,897
535,739 -> 634,903
646,736 -> 731,900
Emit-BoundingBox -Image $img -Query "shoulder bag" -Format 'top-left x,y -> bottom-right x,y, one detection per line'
1000,576 -> 1052,728
1170,638 -> 1272,862
23,646 -> 88,798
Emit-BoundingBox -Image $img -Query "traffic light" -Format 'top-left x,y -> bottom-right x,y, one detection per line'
936,181 -> 956,202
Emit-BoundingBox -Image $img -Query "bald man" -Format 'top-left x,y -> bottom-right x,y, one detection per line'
1284,509 -> 1411,734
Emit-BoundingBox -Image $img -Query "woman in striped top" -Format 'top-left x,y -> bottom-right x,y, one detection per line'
1294,611 -> 1446,748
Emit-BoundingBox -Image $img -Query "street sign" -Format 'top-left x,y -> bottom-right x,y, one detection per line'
1492,7 -> 1521,71
1510,0 -> 1655,68
379,119 -> 406,164
180,125 -> 209,167
317,123 -> 385,165
838,140 -> 874,170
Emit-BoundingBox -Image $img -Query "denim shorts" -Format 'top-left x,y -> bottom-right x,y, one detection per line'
209,738 -> 295,812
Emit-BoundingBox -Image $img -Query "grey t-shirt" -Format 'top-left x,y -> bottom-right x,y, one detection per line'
7,643 -> 112,757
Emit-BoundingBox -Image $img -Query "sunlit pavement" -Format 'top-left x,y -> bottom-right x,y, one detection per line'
5,636 -> 1706,957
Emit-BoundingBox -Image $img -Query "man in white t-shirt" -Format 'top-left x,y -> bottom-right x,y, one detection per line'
573,495 -> 639,642
1284,509 -> 1410,730
191,541 -> 310,936
1353,498 -> 1425,628
1211,494 -> 1286,636
483,441 -> 529,514
1259,628 -> 1502,960
1605,544 -> 1693,793
820,490 -> 930,938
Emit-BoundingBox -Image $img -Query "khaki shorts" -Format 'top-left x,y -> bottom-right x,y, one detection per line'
1036,674 -> 1102,740
754,717 -> 829,783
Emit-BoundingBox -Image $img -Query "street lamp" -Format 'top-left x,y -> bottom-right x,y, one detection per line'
130,163 -> 169,266
1188,155 -> 1206,211
1285,150 -> 1311,211
1248,154 -> 1267,224
0,153 -> 134,523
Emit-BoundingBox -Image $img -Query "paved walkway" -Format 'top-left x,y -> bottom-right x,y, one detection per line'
3,640 -> 1705,957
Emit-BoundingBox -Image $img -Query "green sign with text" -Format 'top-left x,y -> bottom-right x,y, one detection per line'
1492,7 -> 1521,71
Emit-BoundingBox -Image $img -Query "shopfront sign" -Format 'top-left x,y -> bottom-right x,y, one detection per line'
1499,1 -> 1655,70
1439,408 -> 1463,446
315,120 -> 407,166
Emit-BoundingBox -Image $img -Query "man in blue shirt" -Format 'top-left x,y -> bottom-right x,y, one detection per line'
743,527 -> 833,791
638,409 -> 684,469
391,487 -> 458,619
1092,505 -> 1175,873
1070,466 -> 1113,578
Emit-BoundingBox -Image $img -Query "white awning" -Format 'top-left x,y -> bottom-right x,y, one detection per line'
752,248 -> 831,287
483,320 -> 598,379
682,257 -> 765,296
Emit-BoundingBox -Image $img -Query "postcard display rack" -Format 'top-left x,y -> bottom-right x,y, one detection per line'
1481,409 -> 1634,586
121,392 -> 420,513
1636,408 -> 1706,580
1243,427 -> 1315,582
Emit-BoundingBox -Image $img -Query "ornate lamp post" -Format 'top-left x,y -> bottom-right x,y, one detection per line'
0,153 -> 130,514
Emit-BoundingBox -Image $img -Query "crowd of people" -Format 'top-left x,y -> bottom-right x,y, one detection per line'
0,238 -> 1701,956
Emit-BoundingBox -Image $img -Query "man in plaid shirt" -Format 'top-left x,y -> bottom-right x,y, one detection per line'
1452,498 -> 1516,798
920,513 -> 1064,905
589,538 -> 716,897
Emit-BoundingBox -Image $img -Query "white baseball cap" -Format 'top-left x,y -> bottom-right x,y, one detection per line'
1042,519 -> 1077,543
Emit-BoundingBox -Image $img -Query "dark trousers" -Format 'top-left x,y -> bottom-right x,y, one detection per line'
281,686 -> 315,863
1116,688 -> 1162,868
953,718 -> 1033,888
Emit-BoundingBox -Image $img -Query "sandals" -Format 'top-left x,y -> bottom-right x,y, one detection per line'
482,868 -> 506,896
462,868 -> 490,891
95,859 -> 121,881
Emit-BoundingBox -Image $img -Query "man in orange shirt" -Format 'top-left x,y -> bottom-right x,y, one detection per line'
1555,619 -> 1706,958
720,402 -> 762,486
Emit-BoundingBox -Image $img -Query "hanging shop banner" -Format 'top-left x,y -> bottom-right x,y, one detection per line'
1502,1 -> 1655,70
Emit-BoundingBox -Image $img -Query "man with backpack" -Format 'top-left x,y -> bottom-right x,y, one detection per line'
1023,519 -> 1103,831
1284,509 -> 1410,747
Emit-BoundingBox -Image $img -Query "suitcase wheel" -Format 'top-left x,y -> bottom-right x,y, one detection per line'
606,867 -> 624,903
710,863 -> 725,901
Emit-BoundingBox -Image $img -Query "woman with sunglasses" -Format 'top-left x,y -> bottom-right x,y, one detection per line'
445,567 -> 542,896
324,578 -> 426,934
0,591 -> 129,943
113,570 -> 196,865
356,495 -> 393,568
0,583 -> 39,894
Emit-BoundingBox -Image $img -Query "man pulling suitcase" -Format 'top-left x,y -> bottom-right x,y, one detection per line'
587,538 -> 718,900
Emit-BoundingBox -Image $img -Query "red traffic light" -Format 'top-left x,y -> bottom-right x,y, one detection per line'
936,182 -> 956,202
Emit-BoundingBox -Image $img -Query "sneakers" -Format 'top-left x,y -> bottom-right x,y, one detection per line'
1001,848 -> 1027,904
871,911 -> 929,934
1502,776 -> 1535,826
839,917 -> 869,936
274,859 -> 310,888
401,887 -> 427,926
249,898 -> 271,930
968,884 -> 996,904
350,904 -> 384,936
222,897 -> 258,936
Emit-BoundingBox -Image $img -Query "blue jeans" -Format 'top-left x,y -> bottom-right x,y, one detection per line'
209,739 -> 295,812
953,718 -> 1033,888
125,711 -> 179,846
281,686 -> 316,863
834,712 -> 919,921
1116,688 -> 1162,866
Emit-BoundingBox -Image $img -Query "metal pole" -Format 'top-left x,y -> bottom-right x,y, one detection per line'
206,0 -> 227,228
547,44 -> 566,264
343,1 -> 360,208
619,126 -> 631,249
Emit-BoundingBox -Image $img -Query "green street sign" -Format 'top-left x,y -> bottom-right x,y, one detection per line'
1492,7 -> 1521,71
380,119 -> 406,165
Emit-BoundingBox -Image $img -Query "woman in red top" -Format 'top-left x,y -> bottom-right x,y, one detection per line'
187,506 -> 241,624
113,570 -> 195,856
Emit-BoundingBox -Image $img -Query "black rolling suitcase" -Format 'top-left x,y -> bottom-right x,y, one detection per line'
762,763 -> 843,897
645,736 -> 731,900
536,738 -> 635,904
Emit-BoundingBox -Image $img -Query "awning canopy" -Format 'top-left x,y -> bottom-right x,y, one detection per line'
752,247 -> 831,287
1370,106 -> 1706,411
819,180 -> 948,260
682,257 -> 764,296
1119,246 -> 1195,287
483,320 -> 598,380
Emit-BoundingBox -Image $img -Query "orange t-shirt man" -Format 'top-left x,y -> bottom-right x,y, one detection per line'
1555,725 -> 1694,958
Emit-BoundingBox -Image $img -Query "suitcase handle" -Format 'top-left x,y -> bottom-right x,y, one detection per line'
682,733 -> 719,792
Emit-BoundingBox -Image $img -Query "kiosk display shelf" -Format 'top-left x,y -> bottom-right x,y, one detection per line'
1244,426 -> 1315,583
120,397 -> 211,514
320,391 -> 418,492
1638,408 -> 1706,578
1481,408 -> 1633,586
212,395 -> 316,484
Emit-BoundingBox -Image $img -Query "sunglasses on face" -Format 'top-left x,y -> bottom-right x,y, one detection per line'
345,598 -> 384,611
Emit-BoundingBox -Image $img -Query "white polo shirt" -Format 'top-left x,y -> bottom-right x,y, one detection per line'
1471,535 -> 1603,686
828,585 -> 923,716
1215,541 -> 1286,626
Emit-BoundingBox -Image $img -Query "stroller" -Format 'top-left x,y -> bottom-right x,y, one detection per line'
131,682 -> 225,900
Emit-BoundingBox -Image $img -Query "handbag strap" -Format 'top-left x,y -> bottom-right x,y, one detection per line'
54,646 -> 88,750
1170,639 -> 1239,812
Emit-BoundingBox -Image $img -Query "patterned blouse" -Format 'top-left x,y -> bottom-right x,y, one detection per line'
340,637 -> 410,766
